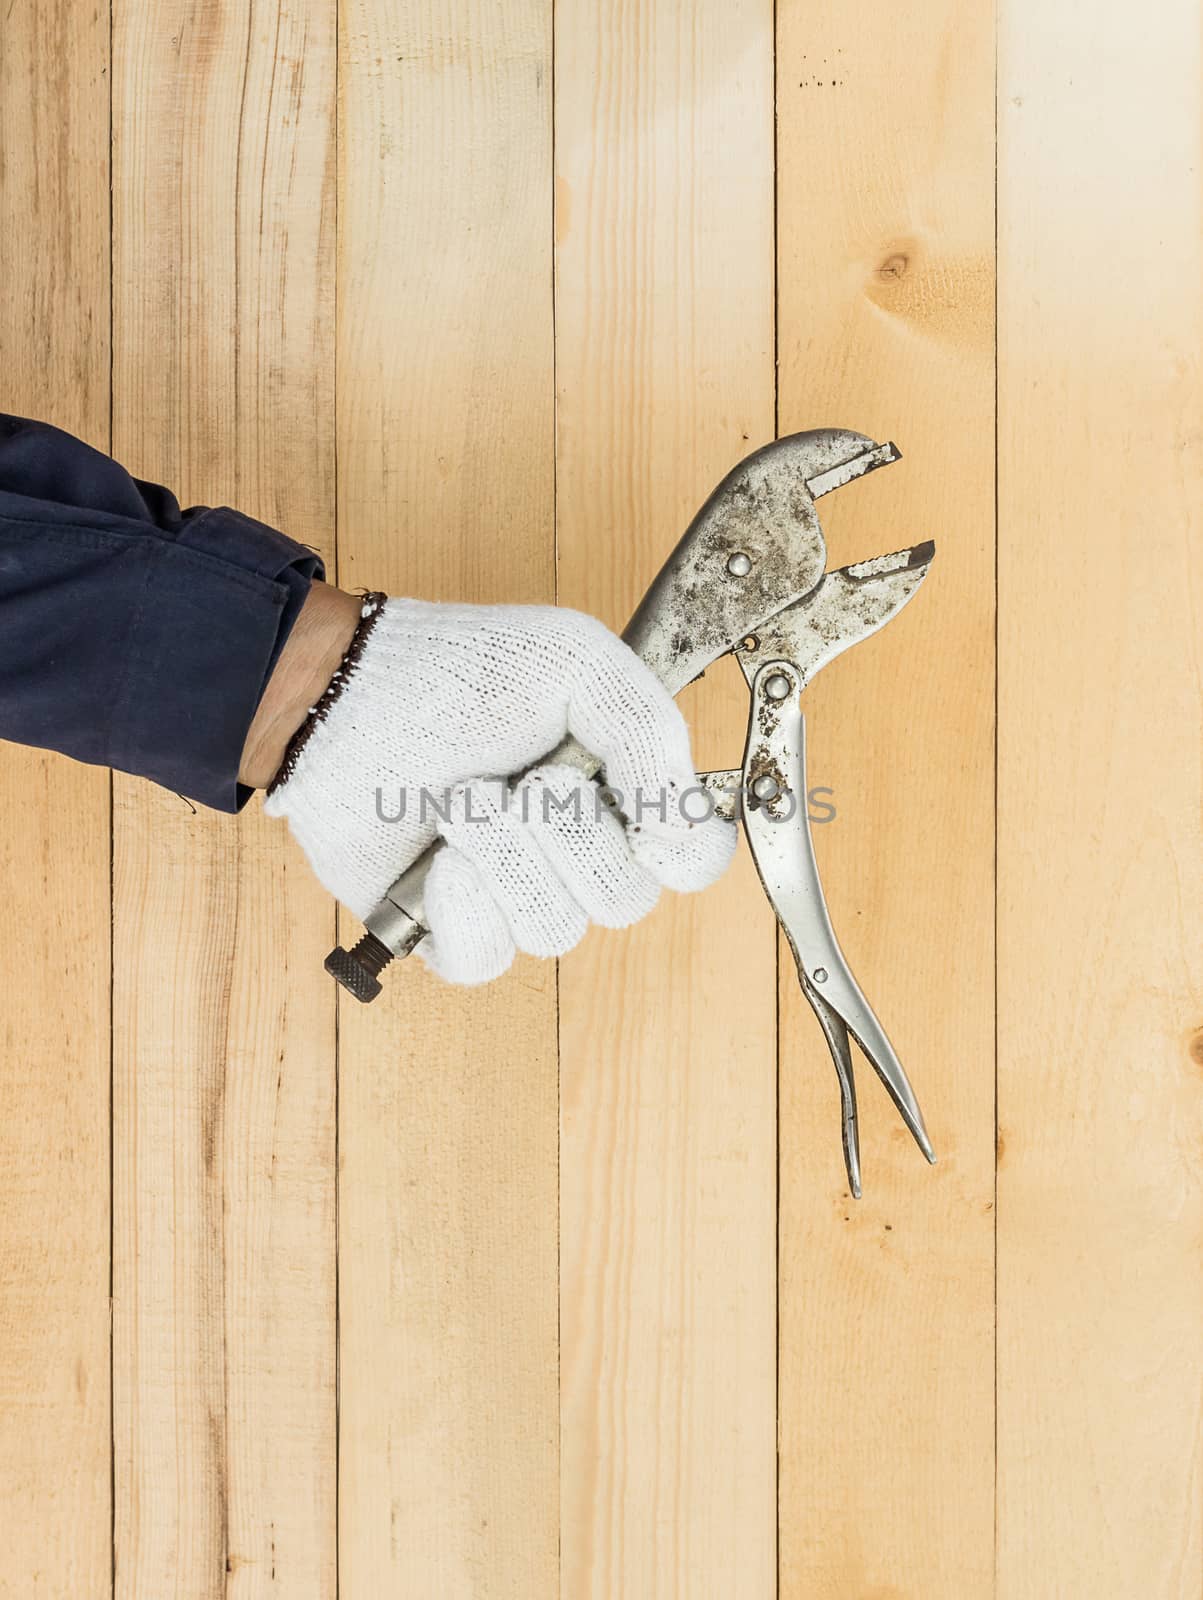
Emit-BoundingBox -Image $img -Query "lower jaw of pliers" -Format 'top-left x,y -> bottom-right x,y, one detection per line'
732,659 -> 936,1197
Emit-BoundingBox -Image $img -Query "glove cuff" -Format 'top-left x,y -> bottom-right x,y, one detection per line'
265,591 -> 388,796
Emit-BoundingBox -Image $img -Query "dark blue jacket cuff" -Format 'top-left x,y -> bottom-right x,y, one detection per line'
0,414 -> 325,812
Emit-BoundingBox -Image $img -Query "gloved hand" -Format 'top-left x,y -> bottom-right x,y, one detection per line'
264,595 -> 735,984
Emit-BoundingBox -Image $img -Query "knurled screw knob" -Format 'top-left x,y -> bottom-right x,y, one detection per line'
324,932 -> 395,1002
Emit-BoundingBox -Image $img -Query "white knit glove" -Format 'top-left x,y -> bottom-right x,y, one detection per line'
264,596 -> 735,984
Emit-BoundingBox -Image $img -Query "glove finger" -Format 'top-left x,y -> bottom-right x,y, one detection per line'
516,764 -> 660,928
564,618 -> 700,809
436,779 -> 588,959
420,847 -> 516,985
627,803 -> 737,892
562,615 -> 733,891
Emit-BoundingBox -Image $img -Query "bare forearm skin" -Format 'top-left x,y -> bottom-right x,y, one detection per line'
239,581 -> 362,789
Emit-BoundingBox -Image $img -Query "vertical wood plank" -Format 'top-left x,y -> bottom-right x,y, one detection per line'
0,2 -> 112,1592
110,1 -> 337,1593
336,3 -> 559,1593
997,3 -> 1203,1592
554,5 -> 778,1594
775,2 -> 996,1593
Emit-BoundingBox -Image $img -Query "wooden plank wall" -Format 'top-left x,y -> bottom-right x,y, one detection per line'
554,5 -> 778,1595
774,2 -> 996,1593
0,3 -> 113,1595
996,0 -> 1203,1593
1,0 -> 1202,1596
336,2 -> 559,1593
110,0 -> 338,1593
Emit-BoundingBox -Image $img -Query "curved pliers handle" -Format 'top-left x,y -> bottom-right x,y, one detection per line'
739,659 -> 936,1197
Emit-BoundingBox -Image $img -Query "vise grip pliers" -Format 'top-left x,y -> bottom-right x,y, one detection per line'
324,430 -> 936,1196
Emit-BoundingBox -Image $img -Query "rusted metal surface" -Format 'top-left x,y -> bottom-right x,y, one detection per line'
622,431 -> 898,694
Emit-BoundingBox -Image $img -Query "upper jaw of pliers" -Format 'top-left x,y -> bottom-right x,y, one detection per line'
621,430 -> 902,694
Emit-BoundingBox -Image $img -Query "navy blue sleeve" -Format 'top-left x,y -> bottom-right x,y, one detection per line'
0,414 -> 326,812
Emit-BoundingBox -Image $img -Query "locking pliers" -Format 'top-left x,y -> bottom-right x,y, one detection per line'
325,431 -> 937,1196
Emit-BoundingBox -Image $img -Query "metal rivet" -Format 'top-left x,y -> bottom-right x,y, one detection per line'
813,967 -> 828,983
764,672 -> 791,700
726,551 -> 752,576
741,634 -> 759,652
751,774 -> 779,802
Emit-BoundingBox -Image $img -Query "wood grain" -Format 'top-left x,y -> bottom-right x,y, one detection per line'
110,0 -> 338,1593
8,0 -> 1203,1588
996,1 -> 1203,1593
774,1 -> 996,1593
0,0 -> 112,1594
335,2 -> 559,1593
554,5 -> 778,1594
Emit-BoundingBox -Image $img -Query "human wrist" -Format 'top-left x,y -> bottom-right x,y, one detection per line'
239,580 -> 365,789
